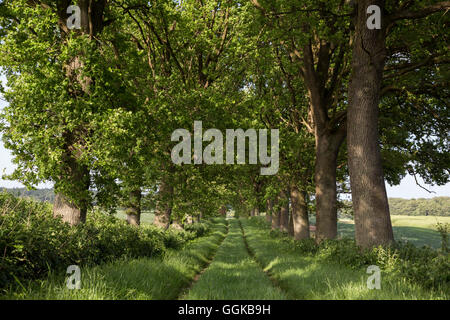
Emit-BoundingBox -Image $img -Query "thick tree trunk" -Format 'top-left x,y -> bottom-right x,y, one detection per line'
254,207 -> 260,216
290,186 -> 310,240
301,42 -> 346,242
279,191 -> 289,233
271,199 -> 280,230
154,180 -> 173,229
314,134 -> 342,241
266,199 -> 273,224
52,1 -> 107,226
288,208 -> 294,237
53,134 -> 90,226
347,0 -> 394,248
53,193 -> 87,226
126,189 -> 141,226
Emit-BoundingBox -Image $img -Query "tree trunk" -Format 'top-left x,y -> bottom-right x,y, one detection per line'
126,189 -> 141,226
288,207 -> 294,237
301,41 -> 346,242
154,180 -> 173,229
314,133 -> 343,242
254,207 -> 260,216
219,205 -> 227,217
52,1 -> 107,226
347,0 -> 394,248
279,191 -> 289,233
53,193 -> 88,226
266,199 -> 273,224
271,199 -> 280,230
53,134 -> 90,226
290,185 -> 310,240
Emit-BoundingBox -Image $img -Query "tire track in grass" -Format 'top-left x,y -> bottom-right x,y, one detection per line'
238,218 -> 291,298
182,219 -> 287,300
176,219 -> 230,299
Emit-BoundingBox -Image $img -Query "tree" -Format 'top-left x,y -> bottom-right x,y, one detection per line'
249,0 -> 352,241
347,0 -> 449,247
0,0 -> 114,225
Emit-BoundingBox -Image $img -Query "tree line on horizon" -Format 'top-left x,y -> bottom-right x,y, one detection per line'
3,188 -> 449,217
0,1 -> 448,248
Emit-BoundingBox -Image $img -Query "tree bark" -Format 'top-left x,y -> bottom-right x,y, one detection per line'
279,190 -> 290,233
347,0 -> 394,248
219,205 -> 227,217
290,185 -> 310,240
271,199 -> 280,230
314,133 -> 343,241
288,207 -> 294,236
301,44 -> 346,242
266,199 -> 273,224
126,189 -> 141,226
154,180 -> 173,229
53,131 -> 90,226
53,192 -> 88,226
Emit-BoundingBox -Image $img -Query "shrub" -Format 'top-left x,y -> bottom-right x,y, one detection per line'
183,222 -> 210,238
435,222 -> 449,253
0,192 -> 207,289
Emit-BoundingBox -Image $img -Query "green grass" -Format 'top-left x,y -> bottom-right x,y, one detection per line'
1,218 -> 227,300
338,215 -> 450,249
183,219 -> 286,300
240,218 -> 448,300
3,216 -> 447,300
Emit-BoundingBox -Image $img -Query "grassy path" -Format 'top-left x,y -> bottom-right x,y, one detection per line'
240,218 -> 448,300
3,217 -> 446,300
183,219 -> 287,300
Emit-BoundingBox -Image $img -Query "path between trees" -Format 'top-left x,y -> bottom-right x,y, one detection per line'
181,219 -> 287,300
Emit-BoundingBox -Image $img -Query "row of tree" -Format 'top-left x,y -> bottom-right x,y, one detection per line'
0,1 -> 448,248
389,197 -> 450,216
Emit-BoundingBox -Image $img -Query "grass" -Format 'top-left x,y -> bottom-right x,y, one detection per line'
338,215 -> 450,249
2,215 -> 447,300
1,218 -> 227,300
183,219 -> 286,300
240,218 -> 448,300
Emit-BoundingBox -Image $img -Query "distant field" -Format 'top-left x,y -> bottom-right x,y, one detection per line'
115,210 -> 155,225
338,215 -> 450,249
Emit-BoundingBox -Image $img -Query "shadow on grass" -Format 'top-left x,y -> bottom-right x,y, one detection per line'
242,219 -> 446,300
338,222 -> 442,249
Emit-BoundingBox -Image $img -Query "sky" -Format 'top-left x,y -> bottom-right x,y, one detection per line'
0,78 -> 448,199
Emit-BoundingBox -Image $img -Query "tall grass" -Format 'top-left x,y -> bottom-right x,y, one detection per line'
1,218 -> 228,300
240,218 -> 448,300
183,219 -> 286,300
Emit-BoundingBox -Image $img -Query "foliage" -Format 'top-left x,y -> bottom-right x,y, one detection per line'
2,218 -> 228,300
389,197 -> 450,216
0,192 -> 208,289
435,222 -> 449,253
1,188 -> 55,203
